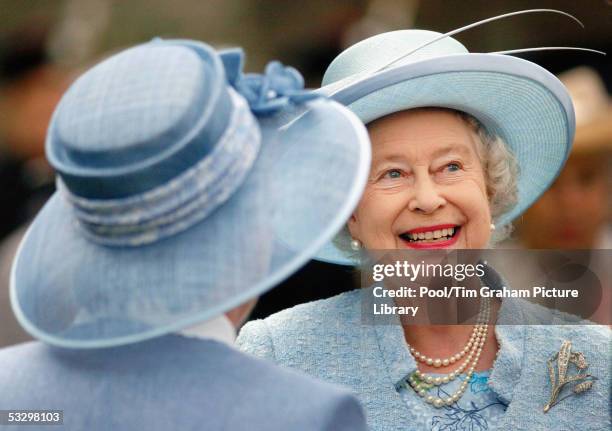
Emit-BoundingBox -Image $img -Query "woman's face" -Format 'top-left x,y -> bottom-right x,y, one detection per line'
348,109 -> 492,250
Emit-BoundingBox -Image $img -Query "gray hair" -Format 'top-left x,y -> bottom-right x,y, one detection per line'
455,110 -> 519,244
335,108 -> 519,256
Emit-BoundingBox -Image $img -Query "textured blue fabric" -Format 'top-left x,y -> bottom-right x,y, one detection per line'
58,90 -> 260,246
57,46 -> 207,155
0,336 -> 368,431
238,289 -> 611,431
48,40 -> 233,199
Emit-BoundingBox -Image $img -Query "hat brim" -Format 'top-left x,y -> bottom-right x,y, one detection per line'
10,98 -> 370,348
315,53 -> 574,265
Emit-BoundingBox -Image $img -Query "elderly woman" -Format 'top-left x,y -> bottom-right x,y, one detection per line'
237,28 -> 610,431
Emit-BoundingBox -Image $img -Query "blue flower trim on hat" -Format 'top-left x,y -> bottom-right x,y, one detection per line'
220,49 -> 320,116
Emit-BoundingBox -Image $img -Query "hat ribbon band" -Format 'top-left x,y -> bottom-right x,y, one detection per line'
58,89 -> 261,246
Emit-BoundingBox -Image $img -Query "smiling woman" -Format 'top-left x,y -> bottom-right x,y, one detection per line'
329,108 -> 517,258
348,108 -> 518,252
238,22 -> 610,431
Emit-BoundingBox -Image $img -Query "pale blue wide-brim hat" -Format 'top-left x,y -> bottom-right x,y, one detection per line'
315,29 -> 575,265
10,38 -> 370,348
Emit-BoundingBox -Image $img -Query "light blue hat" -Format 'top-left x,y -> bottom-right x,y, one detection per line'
10,38 -> 371,348
314,29 -> 575,265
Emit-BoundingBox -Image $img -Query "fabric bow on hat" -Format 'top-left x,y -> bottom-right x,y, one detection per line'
220,49 -> 319,115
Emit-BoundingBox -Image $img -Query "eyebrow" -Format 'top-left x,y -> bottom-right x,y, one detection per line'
372,154 -> 409,164
373,143 -> 474,164
429,143 -> 473,159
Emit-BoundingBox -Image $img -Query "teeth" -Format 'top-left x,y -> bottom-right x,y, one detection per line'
404,226 -> 457,242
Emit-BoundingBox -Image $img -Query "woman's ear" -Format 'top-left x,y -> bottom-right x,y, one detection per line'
347,212 -> 359,240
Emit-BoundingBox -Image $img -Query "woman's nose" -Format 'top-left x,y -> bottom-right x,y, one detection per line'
407,175 -> 446,214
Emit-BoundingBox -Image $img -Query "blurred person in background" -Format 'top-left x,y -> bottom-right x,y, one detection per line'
0,21 -> 69,240
516,66 -> 611,250
0,21 -> 70,347
514,66 -> 611,324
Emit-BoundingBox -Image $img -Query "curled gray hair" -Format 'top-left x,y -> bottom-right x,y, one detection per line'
455,110 -> 519,244
335,108 -> 519,256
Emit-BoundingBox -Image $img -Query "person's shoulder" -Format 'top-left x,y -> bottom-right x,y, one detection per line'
520,298 -> 605,325
237,288 -> 368,369
234,344 -> 354,397
268,287 -> 362,325
182,337 -> 368,431
0,338 -> 367,431
0,340 -> 49,366
237,289 -> 362,355
504,298 -> 610,356
227,353 -> 367,430
526,323 -> 610,355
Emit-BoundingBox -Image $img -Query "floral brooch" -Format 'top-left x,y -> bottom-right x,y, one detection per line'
543,340 -> 597,413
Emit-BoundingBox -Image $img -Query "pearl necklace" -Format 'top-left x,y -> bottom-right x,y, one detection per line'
405,297 -> 491,408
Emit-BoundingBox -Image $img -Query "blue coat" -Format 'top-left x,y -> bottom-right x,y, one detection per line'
0,335 -> 367,431
238,288 -> 611,431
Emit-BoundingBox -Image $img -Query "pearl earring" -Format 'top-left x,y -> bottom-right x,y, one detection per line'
490,223 -> 496,231
350,238 -> 362,251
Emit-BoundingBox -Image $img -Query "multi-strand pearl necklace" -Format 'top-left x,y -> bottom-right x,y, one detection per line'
405,297 -> 491,408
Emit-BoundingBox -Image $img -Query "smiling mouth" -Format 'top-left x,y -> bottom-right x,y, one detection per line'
399,225 -> 461,244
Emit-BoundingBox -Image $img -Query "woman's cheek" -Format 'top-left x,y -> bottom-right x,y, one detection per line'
449,182 -> 491,248
356,193 -> 402,246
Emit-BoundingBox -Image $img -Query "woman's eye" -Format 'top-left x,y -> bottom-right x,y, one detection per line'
384,169 -> 403,179
445,162 -> 461,172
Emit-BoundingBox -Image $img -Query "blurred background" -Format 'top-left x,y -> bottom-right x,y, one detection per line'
0,0 -> 610,346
